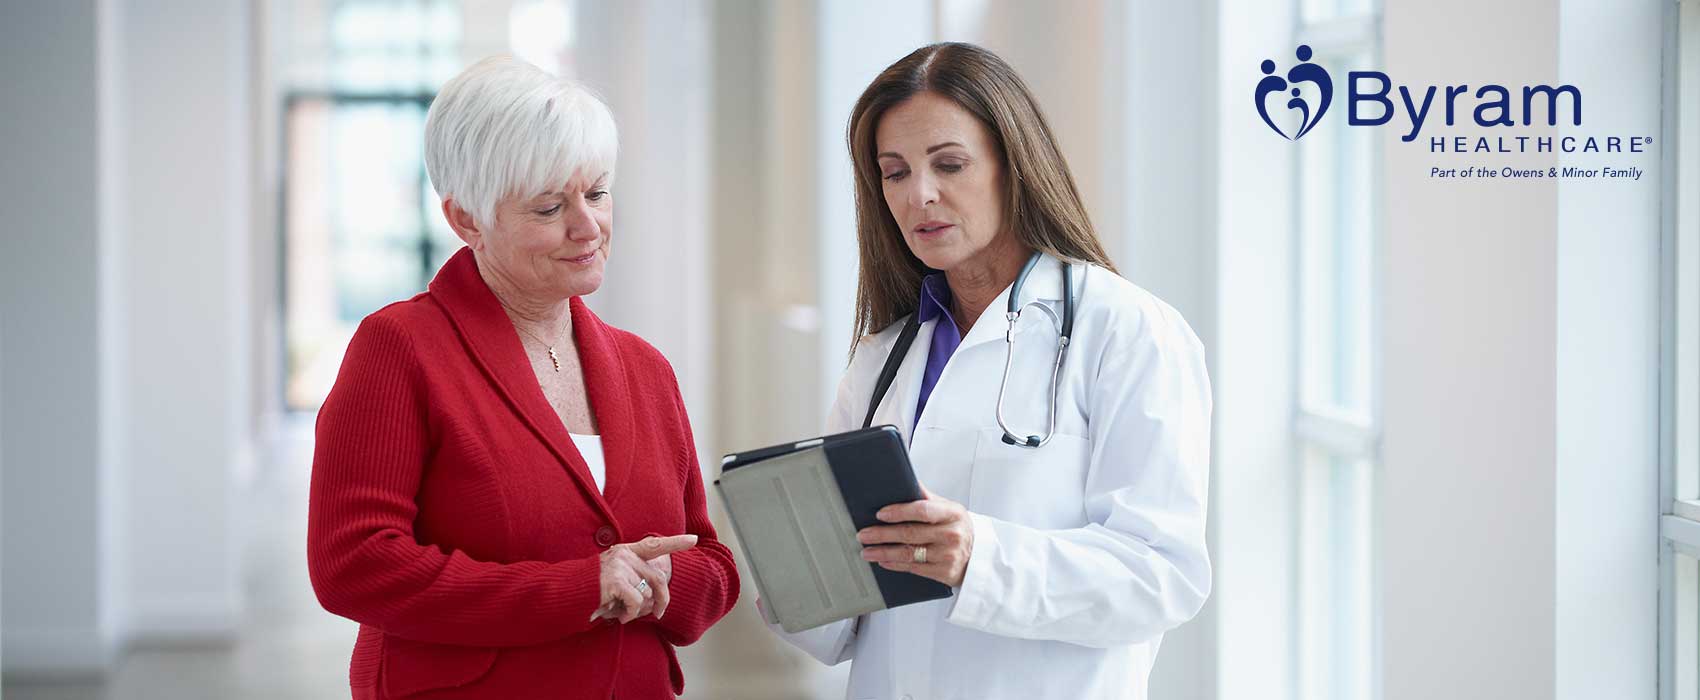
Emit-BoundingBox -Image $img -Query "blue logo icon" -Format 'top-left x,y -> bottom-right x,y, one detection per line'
1256,45 -> 1333,140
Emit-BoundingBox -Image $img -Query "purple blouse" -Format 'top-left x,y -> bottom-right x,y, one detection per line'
913,273 -> 963,429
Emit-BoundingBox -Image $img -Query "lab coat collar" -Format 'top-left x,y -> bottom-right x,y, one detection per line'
956,252 -> 1076,352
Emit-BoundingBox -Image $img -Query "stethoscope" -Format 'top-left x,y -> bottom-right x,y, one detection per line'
861,252 -> 1077,448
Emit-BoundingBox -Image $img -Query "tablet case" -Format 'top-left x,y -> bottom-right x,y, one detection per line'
714,426 -> 953,633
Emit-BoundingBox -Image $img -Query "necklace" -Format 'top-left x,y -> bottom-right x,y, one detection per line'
513,322 -> 566,372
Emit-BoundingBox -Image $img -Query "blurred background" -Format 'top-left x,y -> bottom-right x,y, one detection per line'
0,0 -> 1692,698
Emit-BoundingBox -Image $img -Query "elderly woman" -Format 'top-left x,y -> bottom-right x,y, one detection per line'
767,43 -> 1212,700
307,56 -> 738,700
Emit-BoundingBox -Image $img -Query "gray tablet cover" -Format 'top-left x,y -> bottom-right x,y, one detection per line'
714,426 -> 952,633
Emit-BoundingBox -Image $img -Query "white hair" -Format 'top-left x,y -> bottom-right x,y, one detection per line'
424,56 -> 618,229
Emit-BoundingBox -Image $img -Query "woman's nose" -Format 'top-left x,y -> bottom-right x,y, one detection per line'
905,173 -> 939,210
563,199 -> 599,240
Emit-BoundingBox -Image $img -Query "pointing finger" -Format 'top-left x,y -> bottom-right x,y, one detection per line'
634,534 -> 698,559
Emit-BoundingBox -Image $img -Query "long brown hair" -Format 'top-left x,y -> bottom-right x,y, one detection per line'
847,42 -> 1117,357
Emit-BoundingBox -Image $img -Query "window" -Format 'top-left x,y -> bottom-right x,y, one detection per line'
1661,2 -> 1700,698
280,0 -> 573,409
1292,4 -> 1381,700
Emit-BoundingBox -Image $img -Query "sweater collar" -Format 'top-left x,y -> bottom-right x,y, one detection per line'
426,247 -> 635,517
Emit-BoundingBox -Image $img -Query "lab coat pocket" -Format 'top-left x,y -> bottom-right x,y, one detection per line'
966,428 -> 1091,530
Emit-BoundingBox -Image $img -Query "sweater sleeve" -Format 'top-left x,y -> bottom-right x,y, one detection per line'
646,365 -> 741,645
306,313 -> 606,648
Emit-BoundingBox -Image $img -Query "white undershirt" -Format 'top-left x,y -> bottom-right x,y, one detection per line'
569,433 -> 606,493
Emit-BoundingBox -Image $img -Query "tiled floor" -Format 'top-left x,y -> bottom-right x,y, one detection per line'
3,418 -> 849,700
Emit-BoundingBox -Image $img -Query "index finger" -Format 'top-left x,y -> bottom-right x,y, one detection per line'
632,534 -> 699,559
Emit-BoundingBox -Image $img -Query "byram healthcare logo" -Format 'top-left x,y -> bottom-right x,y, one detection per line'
1251,45 -> 1651,161
1255,45 -> 1332,141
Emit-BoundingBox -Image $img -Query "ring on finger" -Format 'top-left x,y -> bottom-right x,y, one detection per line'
913,545 -> 928,564
635,579 -> 651,595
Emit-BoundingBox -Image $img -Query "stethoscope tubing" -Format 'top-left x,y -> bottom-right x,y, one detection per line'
863,252 -> 1079,450
996,253 -> 1074,448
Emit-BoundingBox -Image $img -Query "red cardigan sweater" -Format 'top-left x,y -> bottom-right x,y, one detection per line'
307,249 -> 739,699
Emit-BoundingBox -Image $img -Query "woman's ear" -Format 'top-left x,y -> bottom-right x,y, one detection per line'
442,199 -> 485,251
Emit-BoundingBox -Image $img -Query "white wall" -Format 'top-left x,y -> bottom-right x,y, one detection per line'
1,0 -> 255,675
1381,1 -> 1560,698
1554,1 -> 1662,697
1379,2 -> 1665,695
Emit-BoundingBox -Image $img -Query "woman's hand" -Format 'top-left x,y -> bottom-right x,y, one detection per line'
593,534 -> 695,623
857,487 -> 975,588
593,552 -> 674,622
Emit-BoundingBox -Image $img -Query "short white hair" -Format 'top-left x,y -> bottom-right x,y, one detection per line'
424,56 -> 618,228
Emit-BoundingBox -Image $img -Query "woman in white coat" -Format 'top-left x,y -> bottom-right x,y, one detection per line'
766,42 -> 1213,700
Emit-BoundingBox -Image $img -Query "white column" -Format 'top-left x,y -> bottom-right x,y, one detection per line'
116,0 -> 252,643
1121,0 -> 1213,331
0,0 -> 126,676
1555,0 -> 1661,697
1209,1 -> 1300,699
709,0 -> 829,457
1109,3 -> 1219,697
571,0 -> 716,447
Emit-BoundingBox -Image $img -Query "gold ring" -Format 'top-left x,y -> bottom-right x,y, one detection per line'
913,546 -> 928,564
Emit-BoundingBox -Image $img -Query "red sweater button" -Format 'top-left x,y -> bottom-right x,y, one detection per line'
594,526 -> 617,547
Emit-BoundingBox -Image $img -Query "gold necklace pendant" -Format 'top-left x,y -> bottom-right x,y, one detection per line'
546,346 -> 561,372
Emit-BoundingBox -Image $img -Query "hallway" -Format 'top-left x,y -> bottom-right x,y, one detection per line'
3,417 -> 849,700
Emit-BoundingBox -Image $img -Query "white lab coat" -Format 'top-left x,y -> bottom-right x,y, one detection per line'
768,254 -> 1213,700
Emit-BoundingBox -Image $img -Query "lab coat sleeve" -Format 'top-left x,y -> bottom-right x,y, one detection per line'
760,598 -> 859,665
758,346 -> 867,665
946,302 -> 1213,648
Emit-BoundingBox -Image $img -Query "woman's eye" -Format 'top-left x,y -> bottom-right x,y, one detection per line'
882,170 -> 907,182
587,190 -> 608,202
536,204 -> 562,216
936,161 -> 964,174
